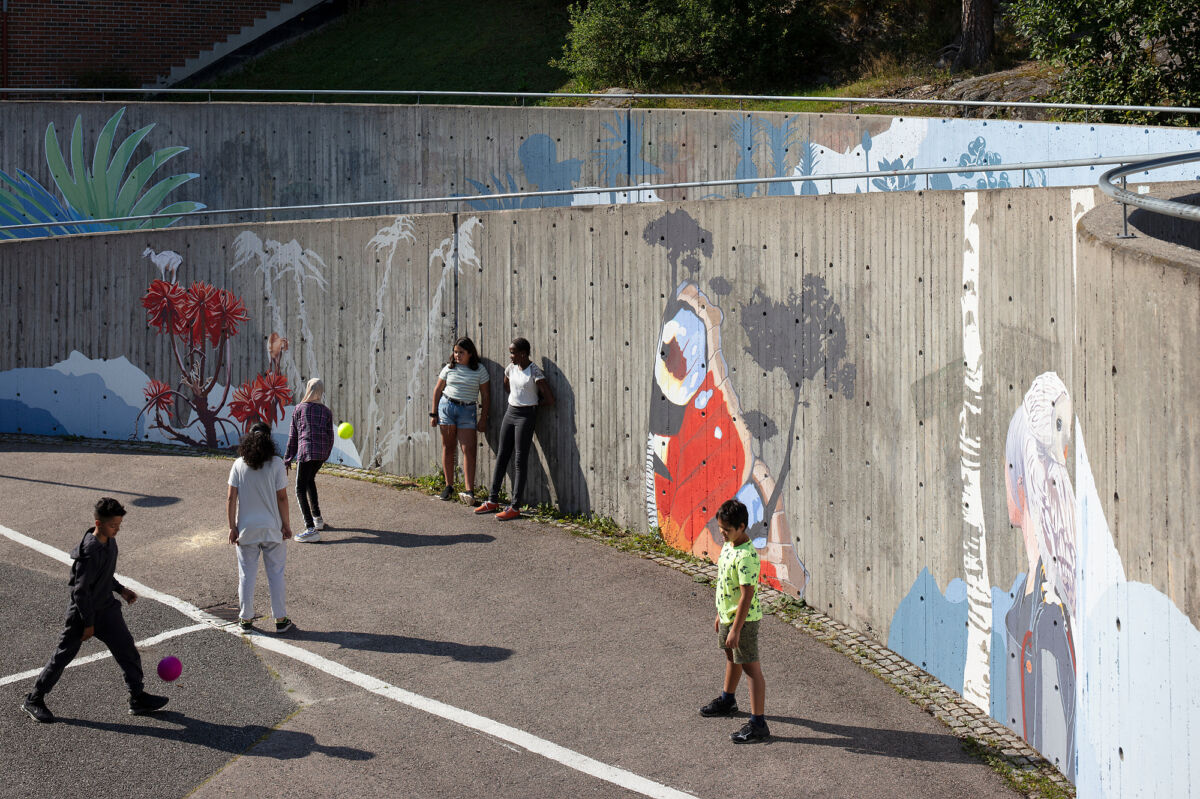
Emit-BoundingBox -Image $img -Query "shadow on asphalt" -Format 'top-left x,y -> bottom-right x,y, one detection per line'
60,712 -> 374,760
318,528 -> 495,548
0,473 -> 181,507
758,716 -> 979,762
287,629 -> 513,662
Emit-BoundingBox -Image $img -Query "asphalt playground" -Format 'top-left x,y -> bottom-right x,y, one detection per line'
0,439 -> 1020,799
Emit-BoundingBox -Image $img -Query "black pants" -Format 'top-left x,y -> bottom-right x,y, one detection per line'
296,459 -> 324,527
33,601 -> 143,698
489,405 -> 538,509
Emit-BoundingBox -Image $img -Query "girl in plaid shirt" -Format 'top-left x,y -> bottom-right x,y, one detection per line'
285,378 -> 334,542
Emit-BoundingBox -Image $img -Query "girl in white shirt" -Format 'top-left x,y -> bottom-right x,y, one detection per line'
227,422 -> 294,633
475,337 -> 554,520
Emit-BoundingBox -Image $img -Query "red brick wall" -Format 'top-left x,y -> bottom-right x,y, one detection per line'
0,1 -> 288,88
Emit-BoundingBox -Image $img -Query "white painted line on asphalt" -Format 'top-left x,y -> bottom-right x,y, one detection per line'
0,624 -> 209,687
1,522 -> 701,799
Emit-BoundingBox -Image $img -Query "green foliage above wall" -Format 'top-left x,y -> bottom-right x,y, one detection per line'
553,0 -> 835,92
1010,0 -> 1200,122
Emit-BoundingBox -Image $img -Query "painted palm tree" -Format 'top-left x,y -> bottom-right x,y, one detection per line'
959,192 -> 992,712
0,107 -> 204,239
364,215 -> 417,466
731,116 -> 759,198
758,117 -> 798,196
230,231 -> 328,386
593,112 -> 664,197
796,140 -> 821,196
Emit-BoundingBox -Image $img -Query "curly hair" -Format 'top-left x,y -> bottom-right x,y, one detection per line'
239,427 -> 277,469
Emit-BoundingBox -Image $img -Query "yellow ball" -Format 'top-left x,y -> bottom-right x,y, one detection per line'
337,422 -> 354,439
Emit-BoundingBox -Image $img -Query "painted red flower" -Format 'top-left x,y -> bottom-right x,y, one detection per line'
213,288 -> 248,340
143,378 -> 174,413
142,279 -> 188,336
230,373 -> 292,431
181,281 -> 224,348
254,371 -> 292,424
228,380 -> 258,429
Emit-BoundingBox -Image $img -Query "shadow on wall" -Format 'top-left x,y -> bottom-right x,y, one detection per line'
535,357 -> 589,514
478,356 -> 590,515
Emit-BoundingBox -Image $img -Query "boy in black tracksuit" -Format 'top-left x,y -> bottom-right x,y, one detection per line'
21,497 -> 169,723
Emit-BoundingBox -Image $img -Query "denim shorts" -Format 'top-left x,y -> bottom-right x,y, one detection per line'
438,396 -> 477,429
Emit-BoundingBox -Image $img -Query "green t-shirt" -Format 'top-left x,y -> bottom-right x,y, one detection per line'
715,540 -> 762,624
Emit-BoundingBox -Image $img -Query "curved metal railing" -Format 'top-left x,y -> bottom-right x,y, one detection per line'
1099,152 -> 1200,224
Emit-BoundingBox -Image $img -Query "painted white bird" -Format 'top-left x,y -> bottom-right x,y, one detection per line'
1012,372 -> 1077,620
143,247 -> 182,283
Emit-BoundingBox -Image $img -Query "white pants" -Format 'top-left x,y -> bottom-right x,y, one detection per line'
236,541 -> 287,621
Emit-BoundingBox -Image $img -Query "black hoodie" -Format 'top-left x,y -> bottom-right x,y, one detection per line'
68,528 -> 126,627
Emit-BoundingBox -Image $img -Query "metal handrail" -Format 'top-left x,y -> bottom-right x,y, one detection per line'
1,150 -> 1194,236
1,86 -> 1199,117
1099,152 -> 1200,223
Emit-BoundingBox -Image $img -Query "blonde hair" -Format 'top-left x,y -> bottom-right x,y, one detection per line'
299,377 -> 324,404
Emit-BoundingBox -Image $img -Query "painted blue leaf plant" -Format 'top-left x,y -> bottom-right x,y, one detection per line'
872,156 -> 918,192
0,107 -> 205,239
956,136 -> 1011,189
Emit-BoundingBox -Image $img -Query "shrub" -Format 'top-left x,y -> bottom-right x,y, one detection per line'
1009,0 -> 1200,123
554,0 -> 835,92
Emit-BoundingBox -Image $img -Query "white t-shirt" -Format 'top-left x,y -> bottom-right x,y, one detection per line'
438,363 -> 490,403
228,456 -> 287,544
506,362 -> 545,407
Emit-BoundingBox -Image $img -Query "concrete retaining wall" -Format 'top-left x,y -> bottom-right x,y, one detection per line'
3,102 -> 1199,238
3,181 -> 1199,793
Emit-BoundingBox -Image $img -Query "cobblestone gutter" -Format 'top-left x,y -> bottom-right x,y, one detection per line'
1,435 -> 1074,798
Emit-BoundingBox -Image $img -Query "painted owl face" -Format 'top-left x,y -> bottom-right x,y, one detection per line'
655,308 -> 708,406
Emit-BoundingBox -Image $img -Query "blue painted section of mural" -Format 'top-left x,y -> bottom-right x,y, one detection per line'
462,112 -> 1199,208
0,362 -> 148,439
0,351 -> 364,468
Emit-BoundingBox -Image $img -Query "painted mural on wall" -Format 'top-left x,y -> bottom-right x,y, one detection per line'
464,112 -> 664,210
464,112 -> 1200,209
642,209 -> 855,598
0,239 -> 361,467
890,369 -> 1200,792
0,107 -> 205,239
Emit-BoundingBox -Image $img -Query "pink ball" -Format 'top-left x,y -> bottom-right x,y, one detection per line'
157,655 -> 182,682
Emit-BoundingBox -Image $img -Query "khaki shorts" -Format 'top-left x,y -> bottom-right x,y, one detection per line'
718,619 -> 760,664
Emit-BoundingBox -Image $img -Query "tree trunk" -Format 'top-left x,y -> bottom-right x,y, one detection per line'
955,0 -> 993,71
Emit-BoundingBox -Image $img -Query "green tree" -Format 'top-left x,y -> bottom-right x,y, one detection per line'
1010,0 -> 1200,122
553,0 -> 832,92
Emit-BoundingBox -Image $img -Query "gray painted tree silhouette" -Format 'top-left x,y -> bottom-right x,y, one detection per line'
741,275 -> 856,529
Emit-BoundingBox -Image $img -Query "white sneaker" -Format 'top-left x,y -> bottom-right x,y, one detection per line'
296,528 -> 321,543
314,516 -> 325,531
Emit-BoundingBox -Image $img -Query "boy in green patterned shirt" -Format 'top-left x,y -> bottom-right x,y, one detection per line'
699,498 -> 769,743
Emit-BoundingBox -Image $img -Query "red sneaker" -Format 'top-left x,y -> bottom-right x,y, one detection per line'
474,501 -> 500,514
496,506 -> 521,521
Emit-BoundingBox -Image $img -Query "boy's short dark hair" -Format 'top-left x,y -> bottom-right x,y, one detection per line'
716,498 -> 749,530
94,497 -> 127,520
511,337 -> 531,356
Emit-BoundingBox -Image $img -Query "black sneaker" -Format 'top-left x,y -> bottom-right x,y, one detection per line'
21,694 -> 54,724
275,617 -> 295,634
700,694 -> 738,717
730,720 -> 770,743
129,692 -> 169,716
438,485 -> 454,501
238,618 -> 254,633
